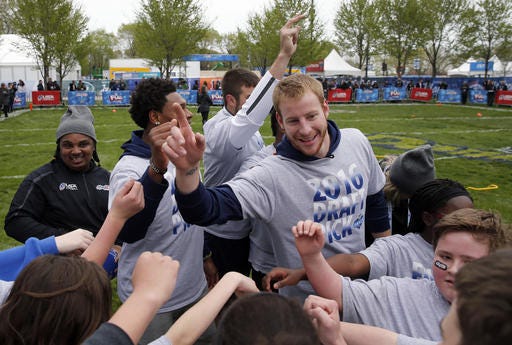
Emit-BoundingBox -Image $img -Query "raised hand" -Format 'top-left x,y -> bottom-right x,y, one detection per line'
279,14 -> 306,58
303,295 -> 347,345
109,179 -> 145,221
147,121 -> 176,173
292,220 -> 325,259
131,251 -> 180,306
55,228 -> 94,254
162,103 -> 205,172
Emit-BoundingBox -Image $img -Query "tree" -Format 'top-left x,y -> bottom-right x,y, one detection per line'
237,0 -> 330,74
132,0 -> 209,79
117,24 -> 138,58
334,0 -> 381,78
53,3 -> 88,89
458,0 -> 512,78
7,0 -> 87,89
376,0 -> 426,76
420,0 -> 471,78
76,30 -> 118,78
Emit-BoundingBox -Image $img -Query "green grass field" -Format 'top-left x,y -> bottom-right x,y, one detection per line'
1,102 -> 510,310
1,102 -> 511,252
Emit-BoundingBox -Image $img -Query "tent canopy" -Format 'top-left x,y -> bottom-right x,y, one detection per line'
323,49 -> 361,77
447,56 -> 512,77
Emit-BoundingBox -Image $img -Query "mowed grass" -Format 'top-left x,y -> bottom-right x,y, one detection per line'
1,102 -> 511,310
1,103 -> 511,253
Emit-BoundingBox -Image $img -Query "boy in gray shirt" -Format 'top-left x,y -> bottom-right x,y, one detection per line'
294,208 -> 509,341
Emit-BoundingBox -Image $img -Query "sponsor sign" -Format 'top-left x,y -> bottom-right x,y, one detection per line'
102,90 -> 131,105
355,89 -> 379,103
469,89 -> 487,104
32,91 -> 61,106
409,88 -> 432,102
13,92 -> 26,108
68,91 -> 96,106
328,88 -> 352,103
382,87 -> 407,101
437,89 -> 461,103
496,90 -> 512,106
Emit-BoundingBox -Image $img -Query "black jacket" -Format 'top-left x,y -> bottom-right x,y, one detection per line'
5,156 -> 110,242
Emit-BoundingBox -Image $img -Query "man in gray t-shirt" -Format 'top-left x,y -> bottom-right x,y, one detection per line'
163,70 -> 390,302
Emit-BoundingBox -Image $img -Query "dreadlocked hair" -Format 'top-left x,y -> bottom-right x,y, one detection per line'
408,178 -> 472,233
379,155 -> 401,205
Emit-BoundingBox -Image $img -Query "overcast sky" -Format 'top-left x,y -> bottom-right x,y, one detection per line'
77,0 -> 336,38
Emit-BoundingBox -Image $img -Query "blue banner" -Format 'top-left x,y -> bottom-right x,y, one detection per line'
469,61 -> 493,72
209,90 -> 223,106
437,89 -> 461,103
13,92 -> 26,108
469,89 -> 487,104
382,87 -> 407,101
102,91 -> 131,106
68,91 -> 96,106
183,54 -> 239,62
355,89 -> 379,103
177,90 -> 197,105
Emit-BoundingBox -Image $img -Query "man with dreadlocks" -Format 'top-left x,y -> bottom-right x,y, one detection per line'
5,106 -> 110,243
264,178 -> 473,289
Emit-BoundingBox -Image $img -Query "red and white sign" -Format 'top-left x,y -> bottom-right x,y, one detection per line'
328,88 -> 352,103
32,91 -> 61,106
496,90 -> 512,106
409,88 -> 432,102
306,60 -> 324,73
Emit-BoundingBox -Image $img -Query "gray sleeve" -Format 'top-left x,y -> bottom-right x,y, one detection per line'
148,336 -> 172,345
0,280 -> 13,305
397,334 -> 438,345
359,238 -> 392,280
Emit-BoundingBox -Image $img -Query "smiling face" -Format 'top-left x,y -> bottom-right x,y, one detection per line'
276,91 -> 330,158
59,133 -> 95,172
433,231 -> 489,303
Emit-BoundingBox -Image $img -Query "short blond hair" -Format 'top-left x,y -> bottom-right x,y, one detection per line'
272,74 -> 324,116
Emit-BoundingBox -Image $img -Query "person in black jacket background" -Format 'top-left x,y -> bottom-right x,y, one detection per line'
197,85 -> 213,125
5,106 -> 110,243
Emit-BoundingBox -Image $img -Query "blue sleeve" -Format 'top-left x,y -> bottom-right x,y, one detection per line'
175,182 -> 243,226
365,189 -> 390,233
117,170 -> 168,243
0,236 -> 59,281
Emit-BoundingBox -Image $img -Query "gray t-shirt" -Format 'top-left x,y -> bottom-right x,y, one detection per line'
220,128 -> 385,301
342,276 -> 449,341
239,144 -> 278,273
203,71 -> 276,187
109,155 -> 207,313
0,280 -> 13,305
360,232 -> 433,280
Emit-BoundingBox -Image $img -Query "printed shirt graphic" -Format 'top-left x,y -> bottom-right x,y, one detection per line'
226,128 -> 385,301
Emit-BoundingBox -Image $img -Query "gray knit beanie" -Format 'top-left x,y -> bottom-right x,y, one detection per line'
389,144 -> 436,196
56,106 -> 97,142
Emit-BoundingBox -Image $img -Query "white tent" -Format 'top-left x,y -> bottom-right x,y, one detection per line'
0,34 -> 81,88
447,56 -> 512,77
447,58 -> 476,76
323,49 -> 362,77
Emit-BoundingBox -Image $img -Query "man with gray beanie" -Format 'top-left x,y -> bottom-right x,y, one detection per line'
5,106 -> 110,245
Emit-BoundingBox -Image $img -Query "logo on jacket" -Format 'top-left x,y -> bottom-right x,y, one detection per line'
96,185 -> 110,191
59,183 -> 78,191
